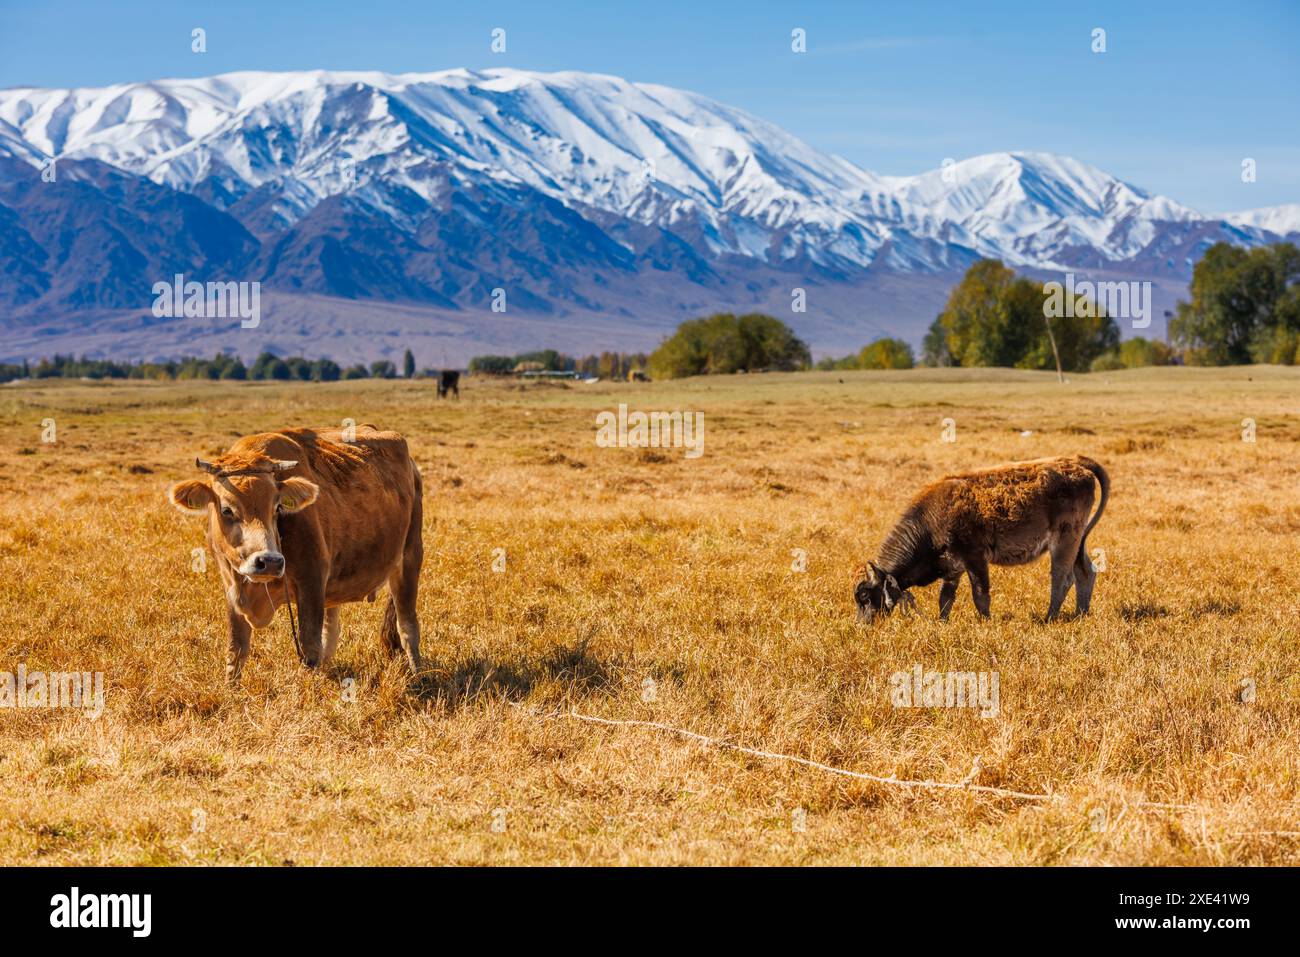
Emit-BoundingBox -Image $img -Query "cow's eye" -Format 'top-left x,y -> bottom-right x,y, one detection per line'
220,506 -> 236,520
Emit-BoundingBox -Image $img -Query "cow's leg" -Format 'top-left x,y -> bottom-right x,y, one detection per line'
966,557 -> 992,619
938,576 -> 961,621
380,597 -> 401,655
388,495 -> 424,674
226,604 -> 252,685
321,606 -> 342,665
294,577 -> 327,669
1073,545 -> 1098,616
388,566 -> 421,674
1046,535 -> 1081,622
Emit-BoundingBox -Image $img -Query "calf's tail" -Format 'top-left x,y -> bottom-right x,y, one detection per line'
1078,456 -> 1109,557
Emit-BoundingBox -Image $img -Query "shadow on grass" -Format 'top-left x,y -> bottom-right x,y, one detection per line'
1119,601 -> 1172,622
406,632 -> 621,705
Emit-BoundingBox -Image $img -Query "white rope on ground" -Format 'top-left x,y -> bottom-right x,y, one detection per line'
536,707 -> 1059,803
524,707 -> 1231,813
514,706 -> 1299,832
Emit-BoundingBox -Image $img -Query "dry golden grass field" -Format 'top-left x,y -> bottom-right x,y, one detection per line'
1,365 -> 1298,865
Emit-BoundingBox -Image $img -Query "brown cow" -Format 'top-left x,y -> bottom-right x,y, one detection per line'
168,425 -> 423,682
854,455 -> 1108,623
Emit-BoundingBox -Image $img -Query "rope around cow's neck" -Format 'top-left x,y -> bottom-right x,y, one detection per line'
260,578 -> 305,665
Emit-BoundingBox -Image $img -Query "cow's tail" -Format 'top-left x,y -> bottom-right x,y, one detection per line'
380,596 -> 402,652
1078,456 -> 1109,559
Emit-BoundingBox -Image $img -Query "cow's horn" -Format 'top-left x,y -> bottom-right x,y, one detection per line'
269,459 -> 298,472
195,458 -> 221,474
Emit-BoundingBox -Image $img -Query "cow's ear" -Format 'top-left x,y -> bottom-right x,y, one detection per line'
170,479 -> 215,515
277,477 -> 319,512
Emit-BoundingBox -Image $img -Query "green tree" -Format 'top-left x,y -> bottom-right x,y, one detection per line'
1018,278 -> 1118,374
468,355 -> 514,375
1119,337 -> 1174,368
936,259 -> 1033,367
370,359 -> 396,379
1170,242 -> 1300,364
249,352 -> 279,380
219,358 -> 248,380
921,316 -> 951,366
285,356 -> 312,381
310,358 -> 341,382
857,337 -> 915,369
513,349 -> 567,371
403,348 -> 416,378
815,353 -> 859,371
648,313 -> 810,379
341,364 -> 370,380
932,259 -> 1118,373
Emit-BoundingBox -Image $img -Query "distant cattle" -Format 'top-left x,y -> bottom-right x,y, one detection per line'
438,370 -> 460,399
854,455 -> 1109,624
169,426 -> 423,682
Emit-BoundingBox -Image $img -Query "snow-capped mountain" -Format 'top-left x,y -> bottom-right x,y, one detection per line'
1223,204 -> 1300,236
0,68 -> 1294,362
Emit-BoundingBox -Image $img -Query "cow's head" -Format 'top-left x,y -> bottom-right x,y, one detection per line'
853,562 -> 913,623
169,457 -> 319,581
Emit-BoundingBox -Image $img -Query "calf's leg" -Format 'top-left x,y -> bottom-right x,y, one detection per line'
1073,546 -> 1097,615
938,576 -> 961,620
966,557 -> 992,619
1046,534 -> 1082,622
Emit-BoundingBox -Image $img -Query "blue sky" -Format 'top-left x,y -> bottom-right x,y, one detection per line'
1,0 -> 1296,212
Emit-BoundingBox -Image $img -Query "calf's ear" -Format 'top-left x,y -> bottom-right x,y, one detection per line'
277,476 -> 320,512
170,479 -> 215,515
882,574 -> 903,608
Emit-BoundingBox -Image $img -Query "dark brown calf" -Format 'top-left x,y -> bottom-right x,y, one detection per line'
854,455 -> 1109,623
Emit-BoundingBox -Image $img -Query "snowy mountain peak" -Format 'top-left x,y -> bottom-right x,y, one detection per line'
1223,203 -> 1300,236
2,68 -> 1292,272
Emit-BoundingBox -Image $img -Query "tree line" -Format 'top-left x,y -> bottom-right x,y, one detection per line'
924,241 -> 1299,372
469,349 -> 650,378
0,349 -> 435,385
4,241 -> 1294,384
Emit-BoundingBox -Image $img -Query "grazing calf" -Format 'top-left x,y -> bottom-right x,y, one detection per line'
168,425 -> 423,683
437,370 -> 460,399
854,455 -> 1109,623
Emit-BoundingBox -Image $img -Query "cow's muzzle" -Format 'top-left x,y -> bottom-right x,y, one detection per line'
239,551 -> 285,580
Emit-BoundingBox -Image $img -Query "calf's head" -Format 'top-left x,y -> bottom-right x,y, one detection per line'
853,562 -> 913,623
169,458 -> 319,581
